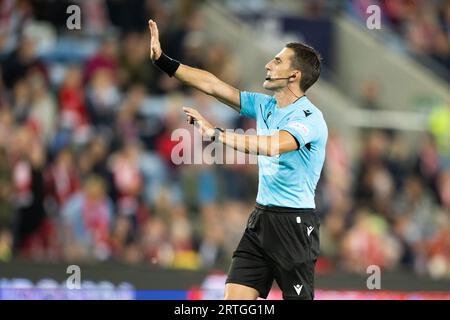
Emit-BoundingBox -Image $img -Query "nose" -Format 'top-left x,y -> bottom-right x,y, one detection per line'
265,61 -> 271,71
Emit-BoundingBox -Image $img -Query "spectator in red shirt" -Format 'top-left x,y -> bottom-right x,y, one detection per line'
45,147 -> 80,213
59,65 -> 90,131
84,36 -> 119,84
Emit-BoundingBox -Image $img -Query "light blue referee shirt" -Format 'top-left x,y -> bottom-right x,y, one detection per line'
240,91 -> 328,209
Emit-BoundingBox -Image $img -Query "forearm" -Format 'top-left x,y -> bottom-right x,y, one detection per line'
175,64 -> 216,95
218,131 -> 276,156
148,20 -> 241,109
153,56 -> 240,111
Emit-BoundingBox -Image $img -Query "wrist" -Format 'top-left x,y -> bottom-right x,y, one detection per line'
153,52 -> 180,77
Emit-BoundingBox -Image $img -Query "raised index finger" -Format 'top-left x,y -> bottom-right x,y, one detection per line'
183,107 -> 195,113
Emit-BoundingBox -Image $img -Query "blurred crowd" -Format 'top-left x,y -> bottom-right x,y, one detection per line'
348,0 -> 450,79
0,0 -> 448,280
321,130 -> 450,279
222,0 -> 450,80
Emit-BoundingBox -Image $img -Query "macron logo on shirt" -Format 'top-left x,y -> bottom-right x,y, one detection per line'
303,110 -> 312,117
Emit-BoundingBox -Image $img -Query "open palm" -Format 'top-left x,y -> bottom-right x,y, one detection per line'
148,19 -> 162,61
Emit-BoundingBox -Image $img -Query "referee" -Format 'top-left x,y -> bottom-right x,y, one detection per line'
149,19 -> 327,300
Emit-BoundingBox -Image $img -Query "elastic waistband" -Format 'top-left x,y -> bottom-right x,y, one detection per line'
255,203 -> 315,214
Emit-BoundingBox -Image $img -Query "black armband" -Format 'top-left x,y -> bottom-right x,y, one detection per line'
153,52 -> 180,77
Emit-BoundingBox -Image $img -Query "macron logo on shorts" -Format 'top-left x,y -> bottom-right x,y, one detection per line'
307,225 -> 314,236
294,284 -> 303,296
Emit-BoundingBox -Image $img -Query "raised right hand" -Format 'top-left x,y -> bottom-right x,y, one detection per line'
148,19 -> 162,61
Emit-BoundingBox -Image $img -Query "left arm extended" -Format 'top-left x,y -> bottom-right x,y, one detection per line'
217,130 -> 298,156
183,106 -> 299,156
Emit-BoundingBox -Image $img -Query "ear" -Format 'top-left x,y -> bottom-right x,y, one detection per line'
290,71 -> 301,82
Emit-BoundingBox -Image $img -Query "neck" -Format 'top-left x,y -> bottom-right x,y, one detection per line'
274,86 -> 305,108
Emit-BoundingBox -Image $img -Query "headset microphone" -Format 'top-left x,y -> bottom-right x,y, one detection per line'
265,74 -> 302,100
265,75 -> 294,81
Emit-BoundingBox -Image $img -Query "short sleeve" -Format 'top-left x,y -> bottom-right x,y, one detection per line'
239,91 -> 258,119
281,117 -> 320,149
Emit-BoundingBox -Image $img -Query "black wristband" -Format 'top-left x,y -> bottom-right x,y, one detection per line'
153,52 -> 180,77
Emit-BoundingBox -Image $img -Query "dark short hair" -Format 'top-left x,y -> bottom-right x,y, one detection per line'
285,42 -> 322,92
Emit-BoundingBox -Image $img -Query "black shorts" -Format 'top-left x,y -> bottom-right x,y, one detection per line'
226,203 -> 320,300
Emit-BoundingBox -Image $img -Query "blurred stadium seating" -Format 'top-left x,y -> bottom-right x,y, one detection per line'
0,0 -> 449,299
